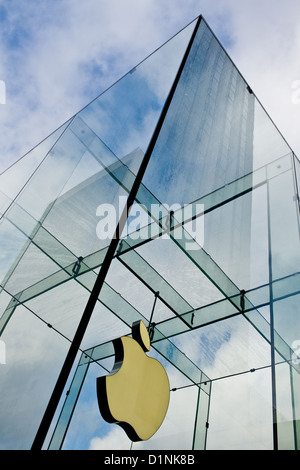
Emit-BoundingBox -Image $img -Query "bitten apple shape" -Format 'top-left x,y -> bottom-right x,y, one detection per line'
97,320 -> 170,441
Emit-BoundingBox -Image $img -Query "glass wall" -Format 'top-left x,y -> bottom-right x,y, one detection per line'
0,16 -> 299,450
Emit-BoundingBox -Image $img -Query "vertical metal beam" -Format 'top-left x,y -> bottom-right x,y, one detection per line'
48,358 -> 90,450
289,361 -> 298,449
267,178 -> 278,450
289,152 -> 300,450
31,16 -> 203,450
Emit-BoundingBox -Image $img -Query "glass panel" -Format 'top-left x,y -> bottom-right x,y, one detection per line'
294,155 -> 300,193
135,237 -> 223,310
170,314 -> 271,380
48,361 -> 90,450
252,102 -> 291,169
0,218 -> 29,286
133,386 -> 199,450
271,294 -> 300,449
0,290 -> 16,336
23,277 -> 130,349
1,15 -> 300,451
142,19 -> 256,205
118,246 -> 194,317
206,368 -> 273,450
276,362 -> 296,450
193,385 -> 210,450
268,167 -> 300,281
273,295 -> 300,349
0,120 -> 71,207
0,304 -> 70,449
105,257 -> 175,324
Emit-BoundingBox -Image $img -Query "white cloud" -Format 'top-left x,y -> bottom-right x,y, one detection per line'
0,0 -> 200,172
89,426 -> 131,450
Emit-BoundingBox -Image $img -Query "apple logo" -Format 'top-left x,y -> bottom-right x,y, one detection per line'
96,320 -> 170,441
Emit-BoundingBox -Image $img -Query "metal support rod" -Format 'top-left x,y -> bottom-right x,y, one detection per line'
148,291 -> 159,327
148,291 -> 159,342
31,16 -> 202,450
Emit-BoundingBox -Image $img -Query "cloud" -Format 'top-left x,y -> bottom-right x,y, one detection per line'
220,0 -> 300,158
1,0 -> 300,175
0,0 -> 200,172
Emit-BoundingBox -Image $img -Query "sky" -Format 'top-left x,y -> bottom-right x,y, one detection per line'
0,0 -> 300,451
0,0 -> 300,174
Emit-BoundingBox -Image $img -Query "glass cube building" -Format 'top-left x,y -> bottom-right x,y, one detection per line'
0,16 -> 300,450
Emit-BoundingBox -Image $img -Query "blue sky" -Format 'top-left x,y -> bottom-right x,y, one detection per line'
1,0 -> 300,173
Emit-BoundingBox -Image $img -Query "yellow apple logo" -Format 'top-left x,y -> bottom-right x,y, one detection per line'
97,320 -> 170,441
